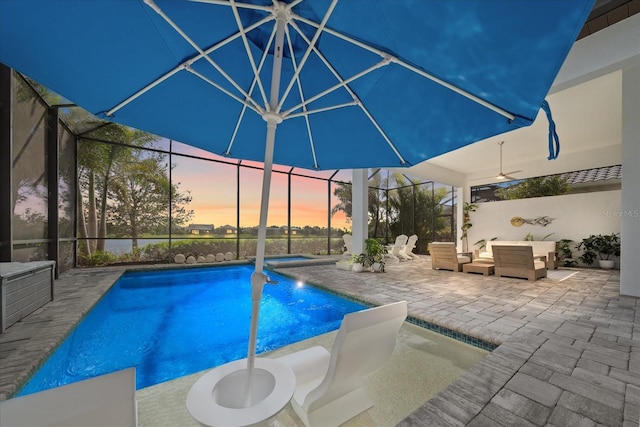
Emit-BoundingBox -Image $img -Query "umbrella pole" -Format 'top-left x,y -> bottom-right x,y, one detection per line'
245,9 -> 287,401
246,119 -> 276,372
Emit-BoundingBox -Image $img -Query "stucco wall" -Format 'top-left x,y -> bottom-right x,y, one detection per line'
467,190 -> 621,267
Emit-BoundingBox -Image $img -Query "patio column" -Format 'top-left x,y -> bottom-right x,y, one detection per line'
620,65 -> 640,297
352,169 -> 368,255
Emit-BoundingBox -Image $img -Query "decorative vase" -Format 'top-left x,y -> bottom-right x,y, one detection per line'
598,259 -> 615,269
352,263 -> 364,273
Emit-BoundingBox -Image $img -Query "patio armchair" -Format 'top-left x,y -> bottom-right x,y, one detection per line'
492,245 -> 547,281
428,242 -> 472,272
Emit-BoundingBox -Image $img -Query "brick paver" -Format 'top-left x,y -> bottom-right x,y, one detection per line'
0,257 -> 637,426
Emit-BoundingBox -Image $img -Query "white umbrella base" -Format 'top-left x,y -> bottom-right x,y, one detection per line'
186,358 -> 295,427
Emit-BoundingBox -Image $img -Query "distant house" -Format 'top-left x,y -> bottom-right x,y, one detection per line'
187,224 -> 214,235
283,226 -> 301,235
219,225 -> 237,234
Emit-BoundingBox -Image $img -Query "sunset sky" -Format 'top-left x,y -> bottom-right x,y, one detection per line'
169,141 -> 352,230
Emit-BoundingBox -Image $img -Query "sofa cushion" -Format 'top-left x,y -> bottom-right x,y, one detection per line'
457,255 -> 471,263
534,260 -> 546,270
484,240 -> 556,257
527,241 -> 557,256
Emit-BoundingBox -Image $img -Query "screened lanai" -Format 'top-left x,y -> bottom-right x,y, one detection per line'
0,67 -> 457,275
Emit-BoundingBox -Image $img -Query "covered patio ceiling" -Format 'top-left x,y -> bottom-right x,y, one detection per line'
405,11 -> 638,188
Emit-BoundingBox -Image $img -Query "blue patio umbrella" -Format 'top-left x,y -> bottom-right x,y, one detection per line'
0,0 -> 593,413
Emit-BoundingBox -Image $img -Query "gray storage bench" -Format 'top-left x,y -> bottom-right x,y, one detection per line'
1,261 -> 55,332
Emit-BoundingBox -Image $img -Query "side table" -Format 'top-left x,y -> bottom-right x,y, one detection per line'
463,262 -> 495,276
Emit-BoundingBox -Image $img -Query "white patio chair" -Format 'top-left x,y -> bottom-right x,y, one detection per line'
275,301 -> 407,427
385,234 -> 408,262
0,368 -> 138,427
398,234 -> 418,260
342,234 -> 353,255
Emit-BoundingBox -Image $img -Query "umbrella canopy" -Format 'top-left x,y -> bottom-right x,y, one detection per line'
1,0 -> 592,171
1,0 -> 593,409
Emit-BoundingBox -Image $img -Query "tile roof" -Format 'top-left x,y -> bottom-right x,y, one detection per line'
561,164 -> 622,184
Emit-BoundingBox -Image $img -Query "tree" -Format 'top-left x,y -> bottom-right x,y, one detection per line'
367,172 -> 384,237
107,150 -> 193,251
388,174 -> 449,252
330,171 -> 386,235
331,182 -> 352,222
496,176 -> 570,200
77,124 -> 157,255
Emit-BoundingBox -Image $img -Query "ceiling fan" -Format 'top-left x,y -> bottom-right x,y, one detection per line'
472,141 -> 522,182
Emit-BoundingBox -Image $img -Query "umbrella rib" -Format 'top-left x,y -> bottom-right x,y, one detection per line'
226,24 -> 278,157
187,67 -> 261,115
294,15 -> 516,121
143,0 -> 266,112
229,0 -> 269,108
357,102 -> 407,165
285,101 -> 358,119
288,19 -> 407,165
106,68 -> 180,117
284,25 -> 318,169
277,0 -> 338,113
282,59 -> 389,117
284,0 -> 305,11
106,14 -> 271,116
189,0 -> 272,12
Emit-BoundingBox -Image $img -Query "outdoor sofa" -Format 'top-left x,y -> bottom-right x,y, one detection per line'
475,240 -> 558,269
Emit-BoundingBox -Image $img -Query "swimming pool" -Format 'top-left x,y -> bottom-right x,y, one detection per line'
18,265 -> 366,396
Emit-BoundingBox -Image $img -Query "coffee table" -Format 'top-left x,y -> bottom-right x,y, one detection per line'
463,262 -> 495,276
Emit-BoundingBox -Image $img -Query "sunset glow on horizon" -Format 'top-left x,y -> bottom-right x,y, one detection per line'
170,140 -> 351,230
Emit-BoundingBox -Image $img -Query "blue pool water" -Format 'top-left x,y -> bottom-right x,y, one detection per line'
18,265 -> 366,396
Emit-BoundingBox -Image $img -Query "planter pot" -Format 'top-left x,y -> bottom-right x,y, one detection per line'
352,263 -> 364,273
598,259 -> 615,269
372,262 -> 384,273
335,261 -> 352,271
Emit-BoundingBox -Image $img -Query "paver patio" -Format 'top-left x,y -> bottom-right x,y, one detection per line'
0,257 -> 637,426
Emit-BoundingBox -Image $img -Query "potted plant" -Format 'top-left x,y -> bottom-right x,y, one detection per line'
557,239 -> 577,267
335,258 -> 353,271
351,253 -> 365,272
362,238 -> 387,272
460,202 -> 478,253
473,237 -> 497,257
577,233 -> 620,269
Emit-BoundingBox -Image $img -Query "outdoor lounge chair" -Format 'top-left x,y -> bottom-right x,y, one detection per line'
428,242 -> 471,272
398,234 -> 418,260
385,234 -> 408,262
342,234 -> 353,255
275,300 -> 408,427
492,245 -> 547,281
0,368 -> 138,427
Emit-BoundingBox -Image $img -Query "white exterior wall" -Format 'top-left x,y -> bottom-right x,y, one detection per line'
467,190 -> 622,267
620,66 -> 640,297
